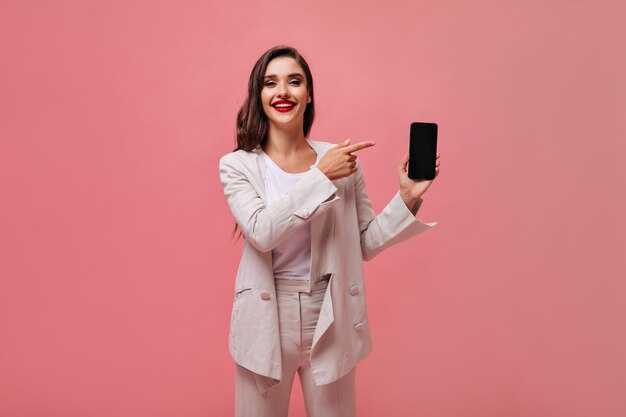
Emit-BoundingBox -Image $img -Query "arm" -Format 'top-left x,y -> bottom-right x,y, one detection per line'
219,153 -> 341,252
354,160 -> 437,261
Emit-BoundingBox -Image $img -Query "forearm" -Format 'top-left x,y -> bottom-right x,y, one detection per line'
219,155 -> 339,252
354,162 -> 435,261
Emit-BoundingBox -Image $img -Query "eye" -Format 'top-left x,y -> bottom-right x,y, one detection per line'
264,79 -> 302,87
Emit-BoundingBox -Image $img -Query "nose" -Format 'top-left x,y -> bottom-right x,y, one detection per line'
277,81 -> 290,98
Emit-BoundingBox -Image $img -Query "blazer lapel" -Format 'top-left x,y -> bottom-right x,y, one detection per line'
249,140 -> 336,352
250,141 -> 330,291
251,145 -> 267,202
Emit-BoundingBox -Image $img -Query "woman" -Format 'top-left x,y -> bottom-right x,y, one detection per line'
219,45 -> 440,417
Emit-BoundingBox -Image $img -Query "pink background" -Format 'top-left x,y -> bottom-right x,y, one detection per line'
1,1 -> 625,416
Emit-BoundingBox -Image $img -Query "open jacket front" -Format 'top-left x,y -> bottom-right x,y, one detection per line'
218,139 -> 437,393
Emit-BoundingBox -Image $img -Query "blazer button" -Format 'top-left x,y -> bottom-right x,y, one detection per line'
299,209 -> 310,217
349,285 -> 359,296
260,290 -> 271,300
354,322 -> 365,331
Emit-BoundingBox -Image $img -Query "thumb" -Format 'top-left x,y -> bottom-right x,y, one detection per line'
399,152 -> 409,171
333,138 -> 350,149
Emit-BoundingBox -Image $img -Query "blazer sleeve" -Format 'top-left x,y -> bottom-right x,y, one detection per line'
354,160 -> 437,261
219,152 -> 340,252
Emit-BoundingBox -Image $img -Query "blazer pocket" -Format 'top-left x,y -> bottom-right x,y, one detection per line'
233,287 -> 253,311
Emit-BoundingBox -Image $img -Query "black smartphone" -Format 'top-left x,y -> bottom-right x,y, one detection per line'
408,122 -> 438,180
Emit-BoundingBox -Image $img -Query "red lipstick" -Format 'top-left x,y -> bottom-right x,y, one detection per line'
272,100 -> 296,113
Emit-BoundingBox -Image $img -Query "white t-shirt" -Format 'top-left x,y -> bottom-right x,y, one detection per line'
262,147 -> 320,281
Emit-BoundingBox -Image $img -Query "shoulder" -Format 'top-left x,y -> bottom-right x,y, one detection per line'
307,138 -> 335,149
307,138 -> 336,157
218,149 -> 263,185
219,148 -> 259,169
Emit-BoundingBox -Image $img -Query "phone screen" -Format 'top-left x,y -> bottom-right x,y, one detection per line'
408,122 -> 438,180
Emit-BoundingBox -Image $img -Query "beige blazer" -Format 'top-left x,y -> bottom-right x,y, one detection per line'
218,138 -> 437,393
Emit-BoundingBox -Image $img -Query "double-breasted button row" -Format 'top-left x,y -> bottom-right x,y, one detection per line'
260,290 -> 271,300
349,285 -> 359,295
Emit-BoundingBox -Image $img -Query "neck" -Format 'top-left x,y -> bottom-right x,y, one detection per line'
264,123 -> 309,156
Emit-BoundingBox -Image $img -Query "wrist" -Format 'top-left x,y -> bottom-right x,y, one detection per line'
399,190 -> 420,210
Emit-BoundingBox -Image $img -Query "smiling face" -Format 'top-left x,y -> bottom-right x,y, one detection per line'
261,56 -> 311,130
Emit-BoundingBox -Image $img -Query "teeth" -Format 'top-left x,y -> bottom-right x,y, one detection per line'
274,103 -> 294,107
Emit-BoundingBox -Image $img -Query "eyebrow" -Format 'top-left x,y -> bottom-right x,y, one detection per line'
263,73 -> 304,79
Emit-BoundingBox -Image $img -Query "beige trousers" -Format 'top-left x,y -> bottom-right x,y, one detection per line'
234,275 -> 357,417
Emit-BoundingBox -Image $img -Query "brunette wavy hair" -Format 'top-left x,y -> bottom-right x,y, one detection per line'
230,45 -> 317,241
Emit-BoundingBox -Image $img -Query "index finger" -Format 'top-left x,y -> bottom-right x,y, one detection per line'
344,140 -> 376,153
